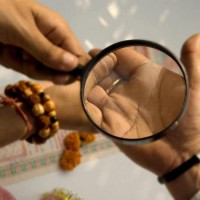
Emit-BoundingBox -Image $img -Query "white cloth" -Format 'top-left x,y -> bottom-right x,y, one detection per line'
191,191 -> 200,200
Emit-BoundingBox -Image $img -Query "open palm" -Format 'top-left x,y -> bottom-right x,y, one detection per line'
85,47 -> 185,139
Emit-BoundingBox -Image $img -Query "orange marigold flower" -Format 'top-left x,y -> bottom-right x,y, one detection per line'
59,150 -> 81,171
79,132 -> 95,145
64,132 -> 81,151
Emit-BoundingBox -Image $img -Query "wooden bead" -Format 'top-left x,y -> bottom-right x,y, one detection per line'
38,115 -> 51,129
40,92 -> 50,101
44,100 -> 55,112
31,83 -> 40,89
24,88 -> 33,97
4,84 -> 16,98
19,80 -> 27,85
28,94 -> 41,104
32,103 -> 45,116
43,94 -> 50,101
51,121 -> 59,133
50,116 -> 58,123
35,88 -> 44,95
31,84 -> 43,94
26,81 -> 35,87
48,110 -> 57,117
18,83 -> 27,92
39,128 -> 51,138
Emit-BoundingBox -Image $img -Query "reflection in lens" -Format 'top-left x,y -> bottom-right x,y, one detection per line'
83,46 -> 186,140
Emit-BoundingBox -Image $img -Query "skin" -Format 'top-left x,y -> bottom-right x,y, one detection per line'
115,34 -> 200,200
0,0 -> 90,83
85,47 -> 185,139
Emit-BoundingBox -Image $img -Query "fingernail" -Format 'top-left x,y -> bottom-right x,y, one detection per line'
62,52 -> 78,70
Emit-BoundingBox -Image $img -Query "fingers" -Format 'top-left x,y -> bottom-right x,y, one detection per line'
0,0 -> 93,84
31,1 -> 90,68
89,48 -> 117,81
114,47 -> 150,79
84,51 -> 117,95
3,0 -> 90,73
20,25 -> 79,72
181,33 -> 200,89
0,44 -> 76,84
89,49 -> 102,57
84,49 -> 117,101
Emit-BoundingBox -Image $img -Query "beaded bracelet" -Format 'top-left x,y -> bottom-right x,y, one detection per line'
5,80 -> 59,144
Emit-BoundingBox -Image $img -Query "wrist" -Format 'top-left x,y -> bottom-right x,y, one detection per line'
44,84 -> 95,132
166,163 -> 200,200
157,148 -> 200,200
0,102 -> 35,147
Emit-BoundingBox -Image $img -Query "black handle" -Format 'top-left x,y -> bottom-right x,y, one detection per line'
68,64 -> 85,76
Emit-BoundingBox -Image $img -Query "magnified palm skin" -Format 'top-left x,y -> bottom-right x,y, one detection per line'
85,47 -> 186,139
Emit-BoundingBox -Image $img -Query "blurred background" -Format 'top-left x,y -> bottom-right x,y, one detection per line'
3,0 -> 200,199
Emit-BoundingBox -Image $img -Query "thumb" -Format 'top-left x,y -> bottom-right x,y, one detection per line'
181,33 -> 200,89
89,48 -> 102,57
20,27 -> 78,72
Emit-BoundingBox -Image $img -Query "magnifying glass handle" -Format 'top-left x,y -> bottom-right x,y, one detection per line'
68,64 -> 85,76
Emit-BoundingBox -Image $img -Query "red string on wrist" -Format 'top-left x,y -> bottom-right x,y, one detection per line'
0,95 -> 32,139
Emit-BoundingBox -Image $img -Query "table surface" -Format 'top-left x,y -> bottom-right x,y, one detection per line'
1,0 -> 200,199
5,152 -> 171,200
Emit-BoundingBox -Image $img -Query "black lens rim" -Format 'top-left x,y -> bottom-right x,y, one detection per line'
80,39 -> 189,145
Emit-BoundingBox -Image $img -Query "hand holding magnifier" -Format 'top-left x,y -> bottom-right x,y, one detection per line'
70,40 -> 188,144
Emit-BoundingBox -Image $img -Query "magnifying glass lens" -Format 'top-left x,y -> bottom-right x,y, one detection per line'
83,44 -> 187,142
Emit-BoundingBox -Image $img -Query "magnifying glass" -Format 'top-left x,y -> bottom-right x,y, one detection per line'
71,40 -> 189,145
